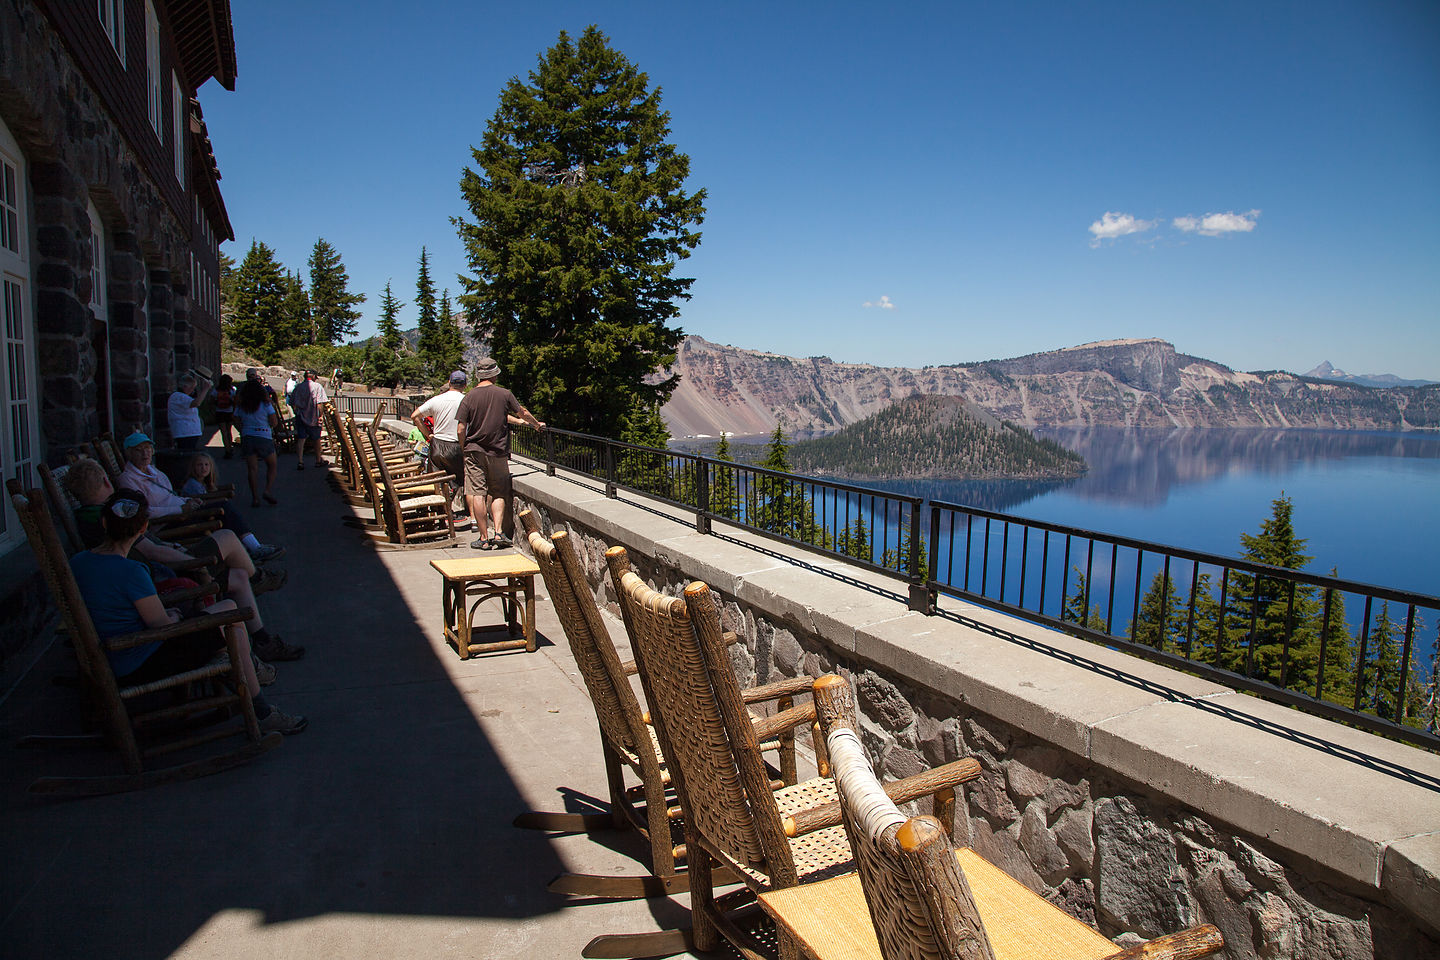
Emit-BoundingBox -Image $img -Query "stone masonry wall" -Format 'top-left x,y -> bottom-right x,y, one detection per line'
520,498 -> 1439,960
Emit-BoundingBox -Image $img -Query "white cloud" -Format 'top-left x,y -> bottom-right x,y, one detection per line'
1173,209 -> 1261,236
862,295 -> 896,310
1088,212 -> 1157,247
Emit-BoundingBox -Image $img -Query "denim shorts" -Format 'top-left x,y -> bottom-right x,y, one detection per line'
241,435 -> 276,459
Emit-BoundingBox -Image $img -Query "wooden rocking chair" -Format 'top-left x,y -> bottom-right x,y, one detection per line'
9,487 -> 281,797
513,510 -> 814,909
364,418 -> 456,548
338,414 -> 420,533
758,674 -> 1225,960
597,547 -> 983,960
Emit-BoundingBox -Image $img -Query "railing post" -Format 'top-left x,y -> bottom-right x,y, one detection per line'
696,456 -> 711,534
908,501 -> 936,615
544,429 -> 555,476
604,442 -> 617,498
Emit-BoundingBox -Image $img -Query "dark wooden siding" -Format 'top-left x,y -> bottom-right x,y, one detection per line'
36,0 -> 192,238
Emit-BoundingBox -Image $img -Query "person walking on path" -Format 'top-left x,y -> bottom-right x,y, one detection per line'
412,370 -> 469,522
237,377 -> 280,507
454,358 -> 544,550
166,371 -> 211,451
213,374 -> 237,458
288,370 -> 330,469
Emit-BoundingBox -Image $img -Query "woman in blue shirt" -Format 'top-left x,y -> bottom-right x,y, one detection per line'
69,491 -> 306,735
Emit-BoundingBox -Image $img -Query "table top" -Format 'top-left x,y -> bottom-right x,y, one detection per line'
758,847 -> 1115,960
430,554 -> 541,580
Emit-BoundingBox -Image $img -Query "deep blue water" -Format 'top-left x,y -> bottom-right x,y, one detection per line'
877,428 -> 1440,598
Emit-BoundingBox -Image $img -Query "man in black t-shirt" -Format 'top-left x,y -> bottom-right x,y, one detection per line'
454,357 -> 544,549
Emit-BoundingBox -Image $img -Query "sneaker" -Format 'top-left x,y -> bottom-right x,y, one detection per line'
248,543 -> 286,563
254,635 -> 305,661
252,655 -> 277,686
250,567 -> 288,595
259,705 -> 307,735
452,515 -> 471,530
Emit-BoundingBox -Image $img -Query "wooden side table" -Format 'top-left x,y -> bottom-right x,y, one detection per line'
430,554 -> 541,659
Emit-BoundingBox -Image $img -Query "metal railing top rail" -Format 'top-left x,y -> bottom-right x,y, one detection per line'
929,497 -> 1438,609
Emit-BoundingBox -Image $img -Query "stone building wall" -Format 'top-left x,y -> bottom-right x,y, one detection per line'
0,0 -> 200,456
519,495 -> 1440,960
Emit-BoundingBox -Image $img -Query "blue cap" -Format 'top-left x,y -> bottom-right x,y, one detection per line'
449,370 -> 468,384
123,432 -> 153,450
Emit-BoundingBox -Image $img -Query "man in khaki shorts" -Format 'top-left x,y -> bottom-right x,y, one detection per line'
454,358 -> 544,550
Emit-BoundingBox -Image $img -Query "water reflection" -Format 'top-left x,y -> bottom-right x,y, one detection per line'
884,428 -> 1440,512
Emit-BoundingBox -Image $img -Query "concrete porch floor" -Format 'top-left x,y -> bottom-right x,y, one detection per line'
0,441 -> 716,960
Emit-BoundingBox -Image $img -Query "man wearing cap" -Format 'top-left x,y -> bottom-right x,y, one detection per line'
288,370 -> 329,470
412,371 -> 470,522
455,358 -> 544,549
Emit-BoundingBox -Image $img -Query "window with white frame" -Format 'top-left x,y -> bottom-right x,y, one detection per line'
172,73 -> 185,183
98,0 -> 126,66
1,125 -> 36,551
87,202 -> 114,435
145,1 -> 161,134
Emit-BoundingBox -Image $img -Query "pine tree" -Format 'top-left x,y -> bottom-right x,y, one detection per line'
1131,571 -> 1187,652
1223,494 -> 1326,687
709,433 -> 740,520
754,426 -> 823,543
1360,603 -> 1405,720
836,514 -> 871,562
436,288 -> 467,376
279,270 -> 312,348
307,238 -> 365,344
366,282 -> 406,388
218,251 -> 238,325
414,247 -> 440,379
1062,569 -> 1108,631
457,26 -> 705,437
617,401 -> 672,497
226,240 -> 288,362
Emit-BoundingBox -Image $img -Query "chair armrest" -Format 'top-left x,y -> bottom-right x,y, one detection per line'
152,520 -> 222,540
192,489 -> 233,503
1101,925 -> 1224,960
393,471 -> 453,489
741,676 -> 815,704
105,607 -> 253,650
750,701 -> 817,744
783,757 -> 982,838
158,584 -> 218,606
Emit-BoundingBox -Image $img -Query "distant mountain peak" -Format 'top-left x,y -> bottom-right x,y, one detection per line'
1302,361 -> 1436,389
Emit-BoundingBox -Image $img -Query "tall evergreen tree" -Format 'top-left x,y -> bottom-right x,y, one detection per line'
414,247 -> 440,379
279,269 -> 312,348
366,281 -> 406,388
709,433 -> 740,520
457,26 -> 705,437
1359,602 -> 1405,720
307,238 -> 365,344
226,240 -> 288,362
1062,569 -> 1108,631
1222,494 -> 1325,686
436,288 -> 466,375
1131,570 -> 1187,652
218,251 -> 238,327
617,401 -> 672,496
754,426 -> 823,543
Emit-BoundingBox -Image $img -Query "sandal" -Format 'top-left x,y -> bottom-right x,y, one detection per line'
470,536 -> 496,550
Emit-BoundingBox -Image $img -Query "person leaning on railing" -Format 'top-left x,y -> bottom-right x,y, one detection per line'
412,370 -> 470,522
68,490 -> 306,735
454,357 -> 545,550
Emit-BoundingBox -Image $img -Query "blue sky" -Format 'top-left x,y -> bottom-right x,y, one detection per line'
202,0 -> 1440,378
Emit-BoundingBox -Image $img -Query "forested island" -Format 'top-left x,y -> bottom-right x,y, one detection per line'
782,394 -> 1087,480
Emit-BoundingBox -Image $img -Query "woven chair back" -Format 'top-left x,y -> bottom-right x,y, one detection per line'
827,724 -> 996,960
38,462 -> 84,555
611,566 -> 768,867
522,519 -> 642,756
93,434 -> 124,480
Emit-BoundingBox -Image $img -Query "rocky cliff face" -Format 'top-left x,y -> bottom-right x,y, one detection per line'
662,336 -> 1440,436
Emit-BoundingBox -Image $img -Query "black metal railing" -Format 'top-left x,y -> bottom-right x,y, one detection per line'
512,426 -> 1440,750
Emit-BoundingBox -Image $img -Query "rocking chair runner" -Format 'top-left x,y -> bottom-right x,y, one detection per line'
755,674 -> 1225,960
9,487 -> 281,796
596,547 -> 983,960
513,509 -> 817,904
